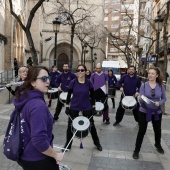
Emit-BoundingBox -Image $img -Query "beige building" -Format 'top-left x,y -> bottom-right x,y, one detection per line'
0,0 -> 105,72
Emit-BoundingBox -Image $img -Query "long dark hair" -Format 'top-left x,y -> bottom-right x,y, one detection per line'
15,66 -> 49,100
149,66 -> 163,85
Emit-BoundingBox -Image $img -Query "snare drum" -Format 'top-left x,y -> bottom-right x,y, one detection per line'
95,102 -> 104,112
48,88 -> 58,99
72,116 -> 90,139
121,96 -> 137,110
59,92 -> 68,104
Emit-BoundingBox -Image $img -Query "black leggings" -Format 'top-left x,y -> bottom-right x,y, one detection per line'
18,157 -> 59,170
134,111 -> 162,153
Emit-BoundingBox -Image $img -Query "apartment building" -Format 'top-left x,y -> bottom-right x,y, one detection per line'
104,0 -> 136,68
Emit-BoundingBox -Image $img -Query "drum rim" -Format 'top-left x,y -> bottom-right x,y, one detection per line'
72,116 -> 90,131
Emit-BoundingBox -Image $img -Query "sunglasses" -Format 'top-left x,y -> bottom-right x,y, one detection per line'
151,89 -> 155,97
36,76 -> 51,82
77,69 -> 85,72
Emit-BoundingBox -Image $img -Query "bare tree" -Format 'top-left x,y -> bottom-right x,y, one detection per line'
9,0 -> 46,65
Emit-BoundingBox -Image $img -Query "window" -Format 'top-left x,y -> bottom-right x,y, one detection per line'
105,9 -> 108,14
111,25 -> 119,29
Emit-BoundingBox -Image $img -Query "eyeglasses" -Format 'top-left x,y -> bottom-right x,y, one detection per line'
96,68 -> 101,69
36,76 -> 51,82
151,89 -> 155,97
76,69 -> 85,72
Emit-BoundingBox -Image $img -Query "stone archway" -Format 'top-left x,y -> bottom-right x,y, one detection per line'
57,53 -> 69,71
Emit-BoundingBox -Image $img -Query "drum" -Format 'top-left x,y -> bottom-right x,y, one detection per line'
59,92 -> 68,104
121,96 -> 137,110
95,102 -> 104,112
59,164 -> 70,170
72,116 -> 90,139
48,88 -> 58,99
108,88 -> 116,98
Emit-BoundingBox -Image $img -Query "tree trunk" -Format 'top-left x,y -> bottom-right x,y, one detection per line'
90,47 -> 93,71
25,29 -> 38,65
70,24 -> 75,69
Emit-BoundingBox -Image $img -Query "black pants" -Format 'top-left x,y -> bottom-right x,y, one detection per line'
18,157 -> 59,170
134,112 -> 162,153
111,98 -> 115,107
115,94 -> 139,123
64,109 -> 100,149
54,91 -> 64,120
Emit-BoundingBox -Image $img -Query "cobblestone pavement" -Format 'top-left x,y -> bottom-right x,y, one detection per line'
0,90 -> 170,170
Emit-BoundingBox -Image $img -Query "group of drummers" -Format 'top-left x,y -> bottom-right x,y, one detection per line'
4,63 -> 167,162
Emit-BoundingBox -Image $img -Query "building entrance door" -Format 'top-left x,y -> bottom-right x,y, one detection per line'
57,53 -> 69,71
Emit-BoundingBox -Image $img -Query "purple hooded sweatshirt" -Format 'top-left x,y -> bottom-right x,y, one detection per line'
13,90 -> 54,161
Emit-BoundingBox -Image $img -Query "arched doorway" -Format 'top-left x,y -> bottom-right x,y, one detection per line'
57,53 -> 69,71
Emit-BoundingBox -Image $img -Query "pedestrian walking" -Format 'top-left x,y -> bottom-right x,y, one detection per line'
90,63 -> 110,124
14,58 -> 19,77
133,66 -> 167,159
63,64 -> 102,151
108,69 -> 117,108
27,57 -> 33,67
48,66 -> 60,107
54,63 -> 77,121
113,65 -> 141,126
14,66 -> 63,170
6,66 -> 28,96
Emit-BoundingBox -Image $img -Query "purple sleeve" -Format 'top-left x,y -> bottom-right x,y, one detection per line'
68,79 -> 75,89
55,74 -> 61,88
118,75 -> 125,88
30,106 -> 50,152
139,83 -> 145,103
159,85 -> 167,105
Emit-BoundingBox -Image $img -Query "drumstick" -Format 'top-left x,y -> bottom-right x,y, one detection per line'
53,145 -> 69,151
62,129 -> 78,155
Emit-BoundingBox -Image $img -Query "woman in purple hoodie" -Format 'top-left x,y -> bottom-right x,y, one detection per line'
14,66 -> 63,170
133,66 -> 166,159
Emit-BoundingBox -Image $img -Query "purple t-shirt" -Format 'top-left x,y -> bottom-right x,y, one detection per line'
90,72 -> 108,91
139,82 -> 166,113
69,80 -> 93,111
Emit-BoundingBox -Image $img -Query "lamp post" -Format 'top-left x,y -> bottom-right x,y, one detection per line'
53,17 -> 61,65
154,15 -> 163,66
83,44 -> 88,65
93,53 -> 97,68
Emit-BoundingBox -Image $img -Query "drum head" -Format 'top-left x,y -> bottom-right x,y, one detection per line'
72,116 -> 90,131
48,88 -> 58,93
122,96 -> 136,107
60,92 -> 68,100
95,102 -> 104,111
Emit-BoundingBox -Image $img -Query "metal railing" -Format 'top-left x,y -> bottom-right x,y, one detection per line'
0,69 -> 15,86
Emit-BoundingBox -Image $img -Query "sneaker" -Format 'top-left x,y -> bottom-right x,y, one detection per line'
113,121 -> 119,126
96,144 -> 102,151
132,152 -> 139,159
155,144 -> 164,154
106,118 -> 110,125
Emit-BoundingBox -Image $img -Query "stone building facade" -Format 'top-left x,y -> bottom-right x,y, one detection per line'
0,0 -> 105,72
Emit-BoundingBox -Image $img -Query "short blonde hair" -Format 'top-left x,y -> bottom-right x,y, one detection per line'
18,67 -> 28,74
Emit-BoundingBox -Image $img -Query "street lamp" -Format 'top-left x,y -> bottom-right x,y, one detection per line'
154,15 -> 163,66
93,53 -> 97,68
53,17 -> 61,65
